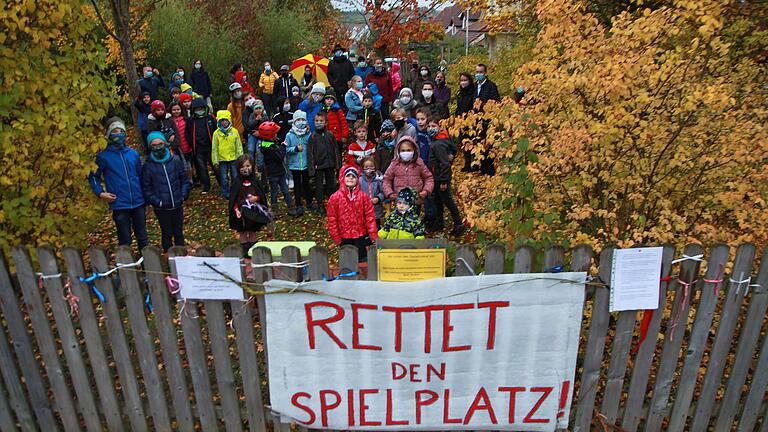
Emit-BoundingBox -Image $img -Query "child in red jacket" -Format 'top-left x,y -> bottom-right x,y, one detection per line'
321,88 -> 349,166
327,164 -> 379,262
346,120 -> 376,166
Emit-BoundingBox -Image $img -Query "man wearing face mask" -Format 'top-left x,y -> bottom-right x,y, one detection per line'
273,65 -> 299,113
327,44 -> 355,110
355,55 -> 373,81
138,65 -> 165,101
364,58 -> 394,118
89,117 -> 149,251
474,63 -> 500,111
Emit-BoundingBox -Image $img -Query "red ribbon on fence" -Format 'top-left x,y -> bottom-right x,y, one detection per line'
64,278 -> 79,317
704,264 -> 724,296
669,278 -> 698,341
165,276 -> 180,295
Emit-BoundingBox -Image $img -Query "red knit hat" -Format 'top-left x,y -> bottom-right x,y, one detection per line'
179,93 -> 192,103
150,100 -> 165,112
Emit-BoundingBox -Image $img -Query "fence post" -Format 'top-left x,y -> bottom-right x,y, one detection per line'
484,244 -> 506,274
0,360 -> 15,432
0,310 -> 35,432
251,246 -> 274,372
455,244 -> 476,276
513,245 -> 534,273
543,245 -> 564,271
738,319 -> 768,431
275,246 -> 304,432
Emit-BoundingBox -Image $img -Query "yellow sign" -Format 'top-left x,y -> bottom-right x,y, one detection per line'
377,249 -> 446,282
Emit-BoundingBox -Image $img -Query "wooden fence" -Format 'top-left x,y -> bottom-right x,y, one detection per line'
0,241 -> 766,431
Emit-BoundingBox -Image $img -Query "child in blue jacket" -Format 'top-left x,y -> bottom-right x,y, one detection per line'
284,110 -> 312,216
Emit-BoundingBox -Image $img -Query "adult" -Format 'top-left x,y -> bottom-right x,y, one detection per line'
354,55 -> 372,81
364,58 -> 394,118
433,71 -> 451,107
298,82 -> 327,131
189,59 -> 213,108
344,75 -> 365,129
258,62 -> 279,115
418,81 -> 449,119
410,62 -> 433,100
392,88 -> 418,119
455,72 -> 475,116
300,65 -> 316,97
327,44 -> 355,110
227,82 -> 246,141
88,118 -> 148,250
138,65 -> 165,101
273,64 -> 299,112
475,63 -> 500,109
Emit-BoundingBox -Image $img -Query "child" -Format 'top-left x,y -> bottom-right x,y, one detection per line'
393,87 -> 417,118
382,135 -> 434,206
272,97 -> 294,144
186,98 -> 216,193
321,88 -> 349,165
327,164 -> 379,262
414,107 -> 431,164
378,187 -> 426,239
148,100 -> 181,154
376,120 -> 397,174
391,108 -> 417,144
366,82 -> 383,112
229,155 -> 270,257
285,110 -> 312,216
244,97 -> 268,163
428,116 -> 465,235
359,157 -> 385,228
360,93 -> 382,143
169,101 -> 192,177
212,110 -> 243,199
346,120 -> 376,165
308,111 -> 339,216
259,121 -> 298,217
179,92 -> 193,117
142,131 -> 191,251
133,91 -> 152,150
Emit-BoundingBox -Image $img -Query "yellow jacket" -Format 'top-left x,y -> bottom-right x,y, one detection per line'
211,110 -> 243,165
259,71 -> 279,94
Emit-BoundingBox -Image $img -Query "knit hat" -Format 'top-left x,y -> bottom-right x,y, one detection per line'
380,119 -> 395,133
343,166 -> 359,179
293,110 -> 307,122
179,93 -> 192,103
310,82 -> 326,95
105,117 -> 126,137
396,188 -> 416,207
280,64 -> 290,72
324,87 -> 337,101
146,131 -> 167,146
291,85 -> 300,94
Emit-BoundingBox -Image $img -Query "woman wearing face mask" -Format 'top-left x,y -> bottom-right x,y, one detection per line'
433,71 -> 451,107
189,59 -> 213,109
392,88 -> 418,119
344,75 -> 365,130
298,82 -> 327,132
411,64 -> 433,101
382,135 -> 434,210
300,66 -> 316,97
227,82 -> 247,142
455,72 -> 475,116
364,58 -> 394,118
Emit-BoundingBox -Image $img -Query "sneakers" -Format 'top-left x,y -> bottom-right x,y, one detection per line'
450,224 -> 466,236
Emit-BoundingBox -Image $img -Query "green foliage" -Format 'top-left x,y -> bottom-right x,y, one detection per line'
257,3 -> 322,67
147,1 -> 242,108
0,0 -> 114,252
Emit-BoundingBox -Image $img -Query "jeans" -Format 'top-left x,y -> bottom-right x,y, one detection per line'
261,93 -> 274,117
194,146 -> 212,192
154,207 -> 185,252
291,169 -> 312,207
314,168 -> 336,205
246,135 -> 258,160
112,206 -> 149,250
268,174 -> 293,207
219,161 -> 237,199
423,193 -> 436,225
433,181 -> 462,228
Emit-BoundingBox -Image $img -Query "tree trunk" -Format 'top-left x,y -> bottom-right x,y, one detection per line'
111,0 -> 140,124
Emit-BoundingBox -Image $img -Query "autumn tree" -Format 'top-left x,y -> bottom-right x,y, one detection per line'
0,0 -> 114,252
450,0 -> 768,249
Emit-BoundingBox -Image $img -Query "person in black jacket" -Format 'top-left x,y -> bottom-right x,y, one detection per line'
327,44 -> 355,110
418,81 -> 449,119
308,111 -> 340,215
427,117 -> 464,236
273,97 -> 294,144
259,122 -> 297,217
229,155 -> 270,256
272,65 -> 299,112
189,59 -> 213,107
474,63 -> 501,110
142,132 -> 191,251
185,98 -> 217,193
455,72 -> 475,116
138,66 -> 165,101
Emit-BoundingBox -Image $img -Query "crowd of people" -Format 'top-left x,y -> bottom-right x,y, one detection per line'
89,45 -> 506,260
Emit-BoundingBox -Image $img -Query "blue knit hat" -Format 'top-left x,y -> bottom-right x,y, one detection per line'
147,131 -> 167,146
396,188 -> 416,207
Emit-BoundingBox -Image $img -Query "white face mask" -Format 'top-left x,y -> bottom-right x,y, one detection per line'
194,63 -> 202,69
422,90 -> 433,98
399,151 -> 414,161
283,103 -> 292,111
400,96 -> 411,105
420,69 -> 428,77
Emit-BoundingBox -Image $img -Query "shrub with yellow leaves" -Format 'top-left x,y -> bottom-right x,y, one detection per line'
450,0 -> 768,250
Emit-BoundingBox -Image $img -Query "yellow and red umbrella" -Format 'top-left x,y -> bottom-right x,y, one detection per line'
290,54 -> 330,87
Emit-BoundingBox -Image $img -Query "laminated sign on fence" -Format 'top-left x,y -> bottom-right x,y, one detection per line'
265,273 -> 586,431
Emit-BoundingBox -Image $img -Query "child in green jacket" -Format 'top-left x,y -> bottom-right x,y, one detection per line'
378,187 -> 426,239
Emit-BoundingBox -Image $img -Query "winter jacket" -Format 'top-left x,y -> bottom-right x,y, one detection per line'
186,99 -> 216,152
328,56 -> 355,98
434,83 -> 451,107
476,78 -> 501,109
138,76 -> 165,101
394,123 -> 417,144
355,65 -> 373,81
378,207 -> 426,239
428,130 -> 456,183
273,111 -> 293,144
345,89 -> 365,121
89,145 -> 145,210
419,97 -> 449,120
364,70 -> 394,103
326,165 -> 379,245
190,69 -> 212,98
141,154 -> 190,209
456,85 -> 475,116
235,71 -> 255,95
172,116 -> 192,154
133,98 -> 151,131
228,174 -> 269,232
212,111 -> 243,165
273,75 -> 299,103
308,130 -> 339,173
390,62 -> 402,94
359,172 -> 385,219
298,97 -> 323,131
359,107 -> 382,142
244,108 -> 268,137
382,136 -> 434,199
375,139 -> 396,175
346,140 -> 376,165
148,113 -> 181,153
258,71 -> 279,95
367,83 -> 383,110
285,129 -> 310,171
260,140 -> 286,177
226,101 -> 246,139
321,105 -> 349,142
416,128 -> 430,165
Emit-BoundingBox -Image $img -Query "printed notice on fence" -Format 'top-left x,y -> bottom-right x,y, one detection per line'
377,249 -> 446,281
610,247 -> 663,312
174,257 -> 244,300
265,273 -> 586,430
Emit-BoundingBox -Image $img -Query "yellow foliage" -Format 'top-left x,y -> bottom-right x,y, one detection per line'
0,0 -> 114,252
451,0 -> 768,250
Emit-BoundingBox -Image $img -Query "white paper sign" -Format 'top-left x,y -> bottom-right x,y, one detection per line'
174,257 -> 244,300
265,273 -> 586,431
610,247 -> 663,312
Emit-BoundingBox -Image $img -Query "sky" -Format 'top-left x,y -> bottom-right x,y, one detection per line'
332,0 -> 454,12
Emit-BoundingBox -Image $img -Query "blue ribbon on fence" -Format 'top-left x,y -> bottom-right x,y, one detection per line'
544,265 -> 564,273
78,273 -> 106,303
145,292 -> 153,313
322,271 -> 359,282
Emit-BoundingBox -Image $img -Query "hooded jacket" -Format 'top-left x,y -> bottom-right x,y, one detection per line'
366,82 -> 384,110
390,62 -> 402,94
211,111 -> 243,165
359,170 -> 385,219
285,128 -> 310,171
89,144 -> 145,210
228,174 -> 268,232
378,206 -> 425,239
190,66 -> 212,98
364,71 -> 394,104
326,165 -> 379,245
141,153 -> 190,209
382,136 -> 434,199
428,130 -> 456,183
321,101 -> 349,142
185,98 -> 216,151
393,88 -> 418,118
148,112 -> 181,153
235,71 -> 255,95
308,128 -> 339,173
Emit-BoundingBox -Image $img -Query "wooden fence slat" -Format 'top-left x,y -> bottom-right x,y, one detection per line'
367,244 -> 378,280
309,246 -> 330,281
513,246 -> 534,273
195,246 -> 242,432
168,246 -> 219,432
0,360 -> 16,432
339,245 -> 361,279
484,244 -> 505,275
114,247 -> 172,432
12,246 -> 81,432
0,316 -> 35,432
600,311 -> 636,424
644,243 -> 705,432
665,244 -> 734,431
37,246 -> 102,432
566,245 -> 593,431
714,246 -> 768,430
738,322 -> 768,431
573,246 -> 614,432
543,245 -> 565,271
279,246 -> 303,282
251,247 -> 274,373
224,244 -> 267,432
690,243 -> 756,431
61,247 -> 124,432
621,245 -> 676,432
454,244 -> 476,276
88,246 -> 148,432
141,246 -> 196,431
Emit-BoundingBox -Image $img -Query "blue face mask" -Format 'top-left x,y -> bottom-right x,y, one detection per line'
427,128 -> 439,138
174,79 -> 183,86
146,71 -> 153,78
356,81 -> 363,90
109,132 -> 126,147
475,73 -> 485,82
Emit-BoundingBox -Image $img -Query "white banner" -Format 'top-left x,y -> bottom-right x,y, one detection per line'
265,273 -> 586,431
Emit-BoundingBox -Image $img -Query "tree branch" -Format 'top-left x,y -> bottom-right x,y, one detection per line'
89,0 -> 123,43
